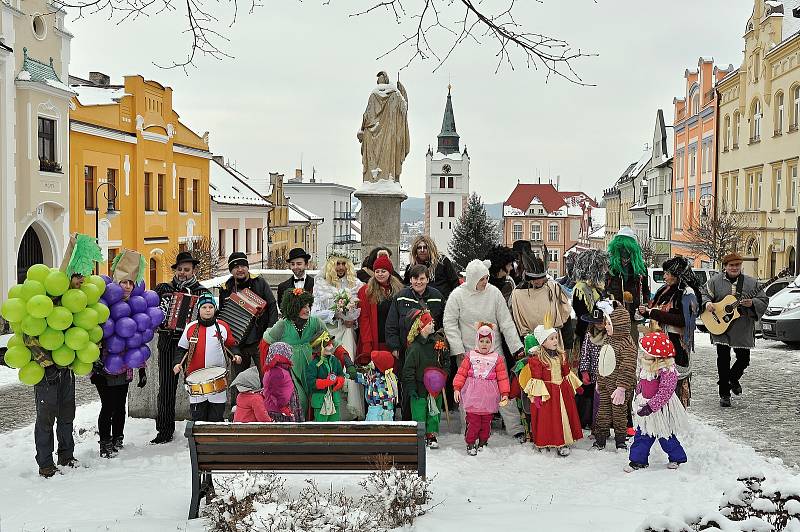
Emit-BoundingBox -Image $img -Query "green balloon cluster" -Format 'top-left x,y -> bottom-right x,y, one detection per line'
1,266 -> 109,386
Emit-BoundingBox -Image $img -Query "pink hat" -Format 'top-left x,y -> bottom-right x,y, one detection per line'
475,322 -> 495,345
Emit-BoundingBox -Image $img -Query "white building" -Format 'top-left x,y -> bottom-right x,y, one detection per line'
288,202 -> 323,265
284,170 -> 358,262
210,156 -> 272,273
424,87 -> 470,255
1,0 -> 74,297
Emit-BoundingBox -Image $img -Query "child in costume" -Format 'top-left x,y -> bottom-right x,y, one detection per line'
232,366 -> 271,422
592,302 -> 637,451
262,341 -> 303,421
304,330 -> 347,421
402,309 -> 447,449
453,323 -> 510,456
577,306 -> 609,429
355,350 -> 399,421
625,331 -> 689,472
520,323 -> 584,456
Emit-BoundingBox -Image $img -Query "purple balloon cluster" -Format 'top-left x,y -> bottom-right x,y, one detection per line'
99,278 -> 164,375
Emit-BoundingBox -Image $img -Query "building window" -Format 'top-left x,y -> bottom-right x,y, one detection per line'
439,176 -> 445,189
773,167 -> 783,211
218,229 -> 225,257
675,189 -> 684,230
676,150 -> 685,180
757,171 -> 763,209
144,172 -> 152,211
548,249 -> 559,263
792,85 -> 800,130
437,201 -> 444,217
179,177 -> 186,212
512,223 -> 523,241
192,179 -> 200,213
724,115 -> 731,150
788,163 -> 798,209
548,222 -> 559,242
688,186 -> 696,227
747,172 -> 755,210
722,175 -> 729,211
732,174 -> 739,211
733,111 -> 741,147
106,169 -> 117,210
691,90 -> 700,116
256,228 -> 263,252
149,258 -> 157,289
38,117 -> 56,164
448,176 -> 454,188
448,201 -> 455,218
775,91 -> 784,134
530,222 -> 541,241
157,174 -> 165,211
84,166 -> 96,210
232,228 -> 239,252
245,228 -> 252,253
689,146 -> 696,177
751,99 -> 762,142
753,51 -> 760,83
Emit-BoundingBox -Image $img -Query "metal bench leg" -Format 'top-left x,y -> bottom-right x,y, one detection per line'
189,472 -> 201,519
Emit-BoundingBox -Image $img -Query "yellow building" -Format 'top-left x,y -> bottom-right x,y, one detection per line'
266,172 -> 290,267
69,73 -> 211,287
716,1 -> 800,278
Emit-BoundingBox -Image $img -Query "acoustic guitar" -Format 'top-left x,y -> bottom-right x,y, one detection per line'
701,267 -> 790,336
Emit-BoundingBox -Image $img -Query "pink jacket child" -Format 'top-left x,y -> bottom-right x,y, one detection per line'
261,342 -> 304,422
453,323 -> 510,455
232,366 -> 271,423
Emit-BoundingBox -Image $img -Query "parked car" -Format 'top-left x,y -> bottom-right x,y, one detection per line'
760,275 -> 800,346
648,267 -> 718,296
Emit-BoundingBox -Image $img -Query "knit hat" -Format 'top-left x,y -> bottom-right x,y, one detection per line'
639,331 -> 675,358
406,309 -> 433,345
228,251 -> 249,271
475,322 -> 495,346
265,342 -> 293,369
371,350 -> 394,373
372,255 -> 394,274
533,324 -> 558,346
197,293 -> 216,310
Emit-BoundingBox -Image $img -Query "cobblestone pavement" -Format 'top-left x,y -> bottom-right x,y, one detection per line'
0,377 -> 98,433
690,333 -> 800,468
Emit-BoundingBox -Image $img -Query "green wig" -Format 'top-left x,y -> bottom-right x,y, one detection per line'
65,234 -> 103,278
280,288 -> 314,320
608,235 -> 646,278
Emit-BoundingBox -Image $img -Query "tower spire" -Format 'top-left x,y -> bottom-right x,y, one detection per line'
437,85 -> 459,155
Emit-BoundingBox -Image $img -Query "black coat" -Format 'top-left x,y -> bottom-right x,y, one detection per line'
385,286 -> 444,353
276,275 -> 315,310
402,255 -> 461,301
218,274 -> 278,346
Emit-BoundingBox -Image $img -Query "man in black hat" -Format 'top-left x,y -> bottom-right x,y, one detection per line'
151,251 -> 210,444
277,248 -> 315,307
219,252 -> 278,408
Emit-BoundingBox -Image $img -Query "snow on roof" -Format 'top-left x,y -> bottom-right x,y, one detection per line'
589,224 -> 606,239
210,159 -> 271,207
432,151 -> 463,161
503,205 -> 524,217
288,202 -> 323,223
781,0 -> 800,40
629,149 -> 652,179
72,85 -> 129,106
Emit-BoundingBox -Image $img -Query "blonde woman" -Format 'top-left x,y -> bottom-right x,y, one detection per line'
403,235 -> 461,301
311,252 -> 364,418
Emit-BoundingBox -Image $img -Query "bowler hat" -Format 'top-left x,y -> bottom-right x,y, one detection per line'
171,251 -> 200,269
287,247 -> 312,262
228,251 -> 249,271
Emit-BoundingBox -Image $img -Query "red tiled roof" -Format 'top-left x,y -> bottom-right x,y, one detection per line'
559,191 -> 598,208
504,183 -> 566,213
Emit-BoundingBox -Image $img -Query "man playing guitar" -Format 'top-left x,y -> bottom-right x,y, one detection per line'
700,252 -> 768,407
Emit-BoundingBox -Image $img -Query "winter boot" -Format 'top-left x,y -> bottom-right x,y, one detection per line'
667,461 -> 682,470
425,433 -> 439,449
150,432 -> 173,444
477,440 -> 488,451
38,465 -> 60,478
557,446 -> 571,457
623,461 -> 649,473
57,455 -> 79,468
112,436 -> 124,450
592,437 -> 606,450
100,440 -> 115,458
730,381 -> 742,396
466,444 -> 478,456
513,432 -> 527,444
720,396 -> 732,407
615,439 -> 627,451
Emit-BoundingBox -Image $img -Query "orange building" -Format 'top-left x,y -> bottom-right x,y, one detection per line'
69,73 -> 211,287
671,58 -> 733,267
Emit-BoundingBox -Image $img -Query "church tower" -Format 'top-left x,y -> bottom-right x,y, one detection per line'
424,86 -> 470,258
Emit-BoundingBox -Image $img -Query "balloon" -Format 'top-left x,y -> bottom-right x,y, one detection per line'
70,359 -> 93,376
115,316 -> 137,338
124,347 -> 146,368
4,345 -> 32,368
132,313 -> 151,332
88,325 -> 104,343
26,264 -> 51,284
423,367 -> 448,396
52,345 -> 76,366
87,275 -> 107,295
129,295 -> 147,315
26,294 -> 54,319
102,319 -> 116,338
125,332 -> 143,348
19,361 -> 45,385
90,302 -> 110,324
110,300 -> 131,320
8,284 -> 25,300
143,290 -> 160,308
46,306 -> 74,330
107,334 -> 126,354
61,289 -> 88,313
104,283 -> 124,305
7,334 -> 24,349
1,298 -> 27,323
140,344 -> 151,360
21,315 -> 47,336
100,275 -> 112,285
80,282 -> 102,306
103,354 -> 126,374
147,307 -> 165,329
64,327 -> 90,350
73,308 -> 99,330
21,279 -> 46,301
141,328 -> 154,343
9,321 -> 22,334
38,327 -> 65,351
76,342 -> 100,364
44,270 -> 70,297
131,281 -> 145,297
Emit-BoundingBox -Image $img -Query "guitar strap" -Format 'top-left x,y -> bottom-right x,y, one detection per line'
735,275 -> 744,298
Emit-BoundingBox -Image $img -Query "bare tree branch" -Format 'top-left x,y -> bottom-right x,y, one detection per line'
681,212 -> 748,268
166,236 -> 223,281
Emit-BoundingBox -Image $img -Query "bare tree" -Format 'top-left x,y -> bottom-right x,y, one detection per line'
637,236 -> 658,268
166,235 -> 223,281
52,0 -> 594,78
681,212 -> 748,268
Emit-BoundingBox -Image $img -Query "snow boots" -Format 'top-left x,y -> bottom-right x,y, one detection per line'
557,447 -> 571,457
730,381 -> 742,396
425,433 -> 439,449
57,455 -> 79,468
720,396 -> 732,407
592,437 -> 606,450
466,444 -> 477,456
38,465 -> 59,478
623,461 -> 648,473
100,440 -> 116,458
477,440 -> 487,451
113,435 -> 124,450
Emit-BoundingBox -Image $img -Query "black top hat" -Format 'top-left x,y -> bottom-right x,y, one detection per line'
287,247 -> 311,263
228,251 -> 249,271
512,240 -> 532,254
520,252 -> 546,279
171,251 -> 200,269
580,307 -> 606,324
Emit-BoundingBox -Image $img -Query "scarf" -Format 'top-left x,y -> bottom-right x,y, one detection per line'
587,326 -> 606,346
174,275 -> 198,291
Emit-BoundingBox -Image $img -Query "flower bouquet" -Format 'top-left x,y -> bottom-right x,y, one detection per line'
330,290 -> 360,322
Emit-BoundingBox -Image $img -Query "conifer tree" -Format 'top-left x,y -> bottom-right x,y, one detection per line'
448,192 -> 501,270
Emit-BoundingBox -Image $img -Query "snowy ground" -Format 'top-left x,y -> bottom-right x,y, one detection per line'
0,365 -> 18,389
0,399 -> 796,531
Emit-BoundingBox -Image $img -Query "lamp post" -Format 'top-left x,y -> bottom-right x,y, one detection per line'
699,194 -> 714,267
94,181 -> 119,274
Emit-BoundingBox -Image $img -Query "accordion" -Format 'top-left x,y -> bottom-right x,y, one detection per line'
218,288 -> 268,344
165,292 -> 200,331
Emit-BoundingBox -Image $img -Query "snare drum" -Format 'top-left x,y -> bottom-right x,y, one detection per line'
185,367 -> 228,397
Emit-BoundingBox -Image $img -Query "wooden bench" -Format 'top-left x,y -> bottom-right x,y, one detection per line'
185,421 -> 426,519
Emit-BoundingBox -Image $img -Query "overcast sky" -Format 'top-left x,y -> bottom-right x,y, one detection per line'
68,1 -> 754,204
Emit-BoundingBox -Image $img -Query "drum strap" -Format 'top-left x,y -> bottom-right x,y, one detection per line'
183,324 -> 202,371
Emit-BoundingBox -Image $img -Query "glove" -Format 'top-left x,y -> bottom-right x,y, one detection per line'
637,403 -> 653,417
499,395 -> 509,407
137,367 -> 147,388
315,378 -> 336,390
575,386 -> 584,395
581,371 -> 591,385
610,387 -> 626,406
346,365 -> 358,379
512,348 -> 525,360
332,376 -> 345,391
533,396 -> 542,409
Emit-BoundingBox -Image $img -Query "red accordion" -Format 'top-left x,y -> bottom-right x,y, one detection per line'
218,288 -> 267,343
164,292 -> 200,331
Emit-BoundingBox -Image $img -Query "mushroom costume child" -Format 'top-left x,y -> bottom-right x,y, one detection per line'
625,331 -> 689,472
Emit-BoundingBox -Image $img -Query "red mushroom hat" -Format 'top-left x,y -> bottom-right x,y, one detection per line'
639,332 -> 676,358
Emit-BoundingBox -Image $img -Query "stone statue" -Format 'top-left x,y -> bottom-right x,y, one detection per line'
357,71 -> 410,183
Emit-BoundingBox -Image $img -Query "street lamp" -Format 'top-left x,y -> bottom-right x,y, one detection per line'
95,181 -> 119,273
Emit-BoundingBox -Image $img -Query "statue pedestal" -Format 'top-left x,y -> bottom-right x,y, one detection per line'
128,337 -> 191,421
355,180 -> 407,267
